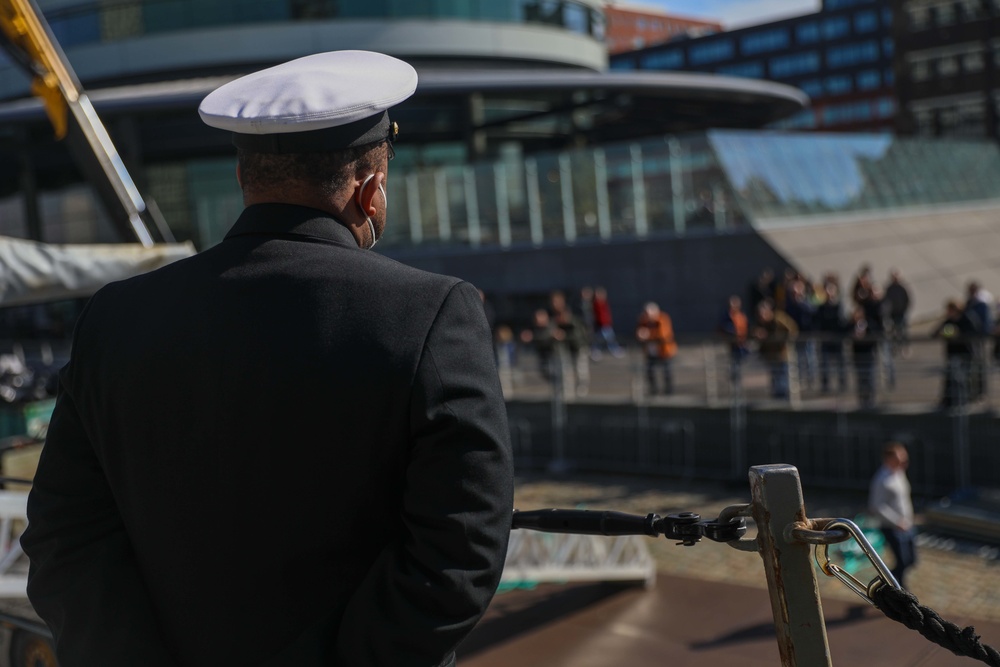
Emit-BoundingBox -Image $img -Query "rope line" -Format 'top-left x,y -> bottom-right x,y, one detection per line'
872,585 -> 1000,666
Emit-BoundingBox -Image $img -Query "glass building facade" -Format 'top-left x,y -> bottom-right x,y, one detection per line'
379,131 -> 1000,249
5,130 -> 998,251
610,0 -> 897,133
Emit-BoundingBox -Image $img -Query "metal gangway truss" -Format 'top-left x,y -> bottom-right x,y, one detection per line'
501,530 -> 655,589
0,491 -> 28,600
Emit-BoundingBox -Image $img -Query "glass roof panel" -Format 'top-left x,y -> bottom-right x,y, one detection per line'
707,130 -> 1000,220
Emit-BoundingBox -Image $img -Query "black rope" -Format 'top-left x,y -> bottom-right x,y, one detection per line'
872,585 -> 1000,666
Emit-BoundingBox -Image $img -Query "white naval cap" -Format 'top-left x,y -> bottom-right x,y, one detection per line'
198,50 -> 418,154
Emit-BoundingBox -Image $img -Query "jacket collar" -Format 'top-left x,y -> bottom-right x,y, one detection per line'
224,204 -> 360,248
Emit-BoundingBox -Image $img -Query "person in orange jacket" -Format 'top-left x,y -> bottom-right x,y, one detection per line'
636,301 -> 678,395
718,295 -> 750,388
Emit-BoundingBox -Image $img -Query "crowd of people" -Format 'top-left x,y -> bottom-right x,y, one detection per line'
486,264 -> 1000,409
492,286 -> 679,398
720,265 -> 1000,409
512,287 -> 631,398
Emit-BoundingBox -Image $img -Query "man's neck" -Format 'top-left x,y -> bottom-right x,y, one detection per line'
244,189 -> 363,247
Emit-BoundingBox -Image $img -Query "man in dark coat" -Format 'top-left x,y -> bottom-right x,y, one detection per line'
883,269 -> 911,357
850,305 -> 878,409
936,298 -> 981,408
21,51 -> 514,667
814,282 -> 847,394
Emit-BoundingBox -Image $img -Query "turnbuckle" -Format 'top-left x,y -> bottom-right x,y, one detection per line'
659,511 -> 747,546
511,508 -> 747,547
790,517 -> 902,605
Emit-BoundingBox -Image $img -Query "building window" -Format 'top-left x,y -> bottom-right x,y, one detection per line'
609,59 -> 635,71
641,48 -> 684,69
931,4 -> 956,26
740,27 -> 789,55
854,9 -> 879,33
48,8 -> 104,45
964,49 -> 985,72
955,0 -> 981,21
770,51 -> 821,77
938,99 -> 986,136
827,40 -> 880,68
826,74 -> 853,95
938,55 -> 960,77
822,100 -> 874,125
883,37 -> 894,57
875,96 -> 896,119
822,16 -> 851,40
770,109 -> 817,129
564,3 -> 589,34
911,60 -> 931,82
913,107 -> 935,134
907,5 -> 929,30
591,10 -> 606,40
884,67 -> 895,86
798,79 -> 824,97
825,0 -> 874,9
689,38 -> 735,65
716,61 -> 765,78
856,69 -> 881,90
796,21 -> 820,44
882,7 -> 893,26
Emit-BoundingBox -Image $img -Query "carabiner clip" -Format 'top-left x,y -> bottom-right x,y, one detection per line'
815,518 -> 902,605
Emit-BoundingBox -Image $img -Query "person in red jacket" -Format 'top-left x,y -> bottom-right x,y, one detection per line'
636,301 -> 678,395
591,286 -> 624,359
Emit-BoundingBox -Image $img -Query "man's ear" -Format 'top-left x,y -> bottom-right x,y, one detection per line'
236,163 -> 243,189
356,171 -> 386,217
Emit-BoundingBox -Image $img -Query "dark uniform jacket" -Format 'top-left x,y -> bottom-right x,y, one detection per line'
22,204 -> 515,667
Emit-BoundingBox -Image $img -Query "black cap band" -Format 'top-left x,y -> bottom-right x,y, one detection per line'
232,111 -> 394,154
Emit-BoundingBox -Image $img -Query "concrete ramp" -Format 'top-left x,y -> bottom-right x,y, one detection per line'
756,200 -> 1000,326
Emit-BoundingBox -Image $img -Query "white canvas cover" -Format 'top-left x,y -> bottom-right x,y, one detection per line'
0,235 -> 195,307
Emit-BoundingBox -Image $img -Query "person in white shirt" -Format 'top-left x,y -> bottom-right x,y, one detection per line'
868,441 -> 916,588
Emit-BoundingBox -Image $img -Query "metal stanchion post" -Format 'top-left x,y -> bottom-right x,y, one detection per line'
730,379 -> 746,480
750,464 -> 833,667
704,342 -> 718,405
549,347 -> 568,473
954,360 -> 971,489
788,345 -> 801,408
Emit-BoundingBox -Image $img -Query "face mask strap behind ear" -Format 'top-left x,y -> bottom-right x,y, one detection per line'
358,173 -> 386,250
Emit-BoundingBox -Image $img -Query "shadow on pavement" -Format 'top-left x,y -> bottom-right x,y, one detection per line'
689,603 -> 876,651
457,582 -> 635,659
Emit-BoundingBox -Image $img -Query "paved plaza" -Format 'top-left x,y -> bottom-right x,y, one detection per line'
457,473 -> 1000,666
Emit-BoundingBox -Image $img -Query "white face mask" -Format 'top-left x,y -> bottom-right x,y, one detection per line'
359,173 -> 386,250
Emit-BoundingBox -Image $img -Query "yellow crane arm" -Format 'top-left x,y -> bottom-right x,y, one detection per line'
0,0 -> 170,246
0,0 -> 77,138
